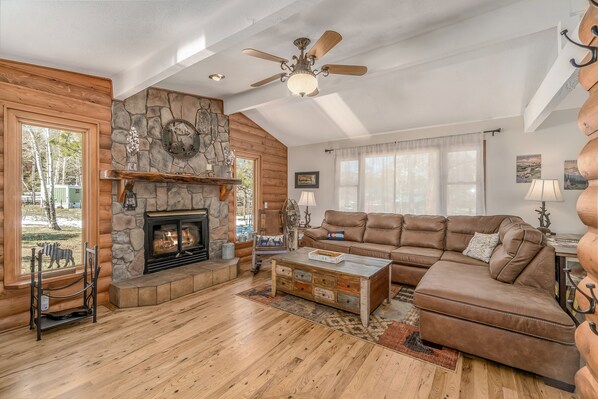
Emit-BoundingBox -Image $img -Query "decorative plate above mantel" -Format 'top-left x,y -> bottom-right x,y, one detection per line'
162,119 -> 200,159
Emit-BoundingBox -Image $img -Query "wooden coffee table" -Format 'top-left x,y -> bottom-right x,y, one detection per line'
270,247 -> 392,327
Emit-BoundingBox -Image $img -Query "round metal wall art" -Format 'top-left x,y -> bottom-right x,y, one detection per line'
162,119 -> 201,159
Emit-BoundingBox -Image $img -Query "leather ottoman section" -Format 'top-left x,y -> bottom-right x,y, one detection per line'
350,243 -> 396,259
414,261 -> 576,345
391,264 -> 426,286
313,239 -> 357,253
419,310 -> 579,385
440,251 -> 488,267
390,246 -> 442,268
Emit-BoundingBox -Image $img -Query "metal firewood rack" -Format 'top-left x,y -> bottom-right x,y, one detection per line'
29,242 -> 100,340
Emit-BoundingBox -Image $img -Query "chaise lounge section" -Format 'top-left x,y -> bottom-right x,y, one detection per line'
300,210 -> 579,388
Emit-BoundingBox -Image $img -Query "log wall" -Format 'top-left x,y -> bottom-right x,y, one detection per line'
0,59 -> 112,332
228,113 -> 288,266
575,7 -> 598,397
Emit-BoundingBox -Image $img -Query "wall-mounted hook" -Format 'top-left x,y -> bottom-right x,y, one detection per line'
564,268 -> 597,314
590,322 -> 598,336
560,29 -> 598,68
590,0 -> 598,9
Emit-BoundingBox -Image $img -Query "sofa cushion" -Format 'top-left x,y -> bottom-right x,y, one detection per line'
322,210 -> 367,243
463,232 -> 500,263
350,243 -> 396,259
314,239 -> 357,253
414,261 -> 576,345
440,251 -> 488,267
363,213 -> 402,246
445,215 -> 509,252
391,246 -> 443,268
489,218 -> 545,283
400,215 -> 446,250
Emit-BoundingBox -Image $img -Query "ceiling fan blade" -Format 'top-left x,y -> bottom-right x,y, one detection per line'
250,73 -> 286,88
307,31 -> 342,60
322,64 -> 367,76
307,88 -> 319,97
242,48 -> 288,63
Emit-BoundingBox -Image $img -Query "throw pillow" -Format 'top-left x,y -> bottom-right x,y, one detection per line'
463,232 -> 500,263
327,231 -> 345,241
257,235 -> 284,247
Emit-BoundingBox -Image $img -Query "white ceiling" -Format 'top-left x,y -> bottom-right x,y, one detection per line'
0,0 -> 587,147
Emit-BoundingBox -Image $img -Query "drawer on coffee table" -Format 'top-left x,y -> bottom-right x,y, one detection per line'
294,269 -> 312,283
276,265 -> 292,278
293,280 -> 313,297
338,276 -> 360,294
337,292 -> 360,311
277,277 -> 293,291
313,273 -> 337,289
314,286 -> 335,302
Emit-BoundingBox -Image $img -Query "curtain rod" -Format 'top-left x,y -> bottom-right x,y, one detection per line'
323,128 -> 501,153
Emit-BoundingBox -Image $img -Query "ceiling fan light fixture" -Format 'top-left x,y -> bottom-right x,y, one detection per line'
287,70 -> 318,97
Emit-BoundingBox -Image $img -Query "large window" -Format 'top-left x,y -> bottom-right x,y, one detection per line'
235,155 -> 259,243
5,109 -> 98,285
335,133 -> 485,216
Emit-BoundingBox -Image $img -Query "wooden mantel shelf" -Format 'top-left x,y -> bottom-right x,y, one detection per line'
100,170 -> 242,201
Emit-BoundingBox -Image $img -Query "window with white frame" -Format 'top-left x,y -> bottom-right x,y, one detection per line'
335,133 -> 485,216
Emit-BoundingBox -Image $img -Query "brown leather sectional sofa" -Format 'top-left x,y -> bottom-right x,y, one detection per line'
300,210 -> 579,387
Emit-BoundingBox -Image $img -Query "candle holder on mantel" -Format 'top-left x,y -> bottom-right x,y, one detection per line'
205,163 -> 214,177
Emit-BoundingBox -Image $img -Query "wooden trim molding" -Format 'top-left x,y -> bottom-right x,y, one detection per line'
3,106 -> 99,288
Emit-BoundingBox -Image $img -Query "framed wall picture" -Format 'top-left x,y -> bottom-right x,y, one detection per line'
516,154 -> 541,183
564,160 -> 588,190
295,171 -> 319,189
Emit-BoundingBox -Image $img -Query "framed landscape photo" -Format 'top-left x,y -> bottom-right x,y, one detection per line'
564,160 -> 588,190
516,154 -> 541,183
295,171 -> 319,188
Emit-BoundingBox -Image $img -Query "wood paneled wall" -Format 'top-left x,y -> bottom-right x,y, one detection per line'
574,7 -> 598,398
0,59 -> 113,332
228,113 -> 288,266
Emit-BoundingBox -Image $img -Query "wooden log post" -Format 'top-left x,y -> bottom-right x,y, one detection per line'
574,7 -> 598,397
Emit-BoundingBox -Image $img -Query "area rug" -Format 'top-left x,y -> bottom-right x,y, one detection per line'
237,283 -> 459,371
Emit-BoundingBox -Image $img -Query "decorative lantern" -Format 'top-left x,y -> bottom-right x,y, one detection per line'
123,190 -> 138,211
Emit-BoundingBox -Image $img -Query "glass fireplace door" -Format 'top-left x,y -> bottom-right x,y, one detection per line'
151,223 -> 179,257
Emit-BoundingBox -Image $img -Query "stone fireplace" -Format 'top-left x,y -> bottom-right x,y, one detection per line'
110,88 -> 230,282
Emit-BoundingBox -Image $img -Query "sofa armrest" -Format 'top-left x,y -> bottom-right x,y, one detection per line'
303,227 -> 328,241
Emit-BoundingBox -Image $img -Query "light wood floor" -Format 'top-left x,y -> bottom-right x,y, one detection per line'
0,270 -> 576,399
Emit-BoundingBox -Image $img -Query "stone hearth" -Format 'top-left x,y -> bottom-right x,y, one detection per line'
111,88 -> 230,282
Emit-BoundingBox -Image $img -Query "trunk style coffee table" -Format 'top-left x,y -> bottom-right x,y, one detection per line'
270,247 -> 392,327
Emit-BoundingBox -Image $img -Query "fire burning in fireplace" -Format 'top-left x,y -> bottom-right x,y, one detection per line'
152,223 -> 201,256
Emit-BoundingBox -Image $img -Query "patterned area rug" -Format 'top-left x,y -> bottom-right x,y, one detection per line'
237,283 -> 459,371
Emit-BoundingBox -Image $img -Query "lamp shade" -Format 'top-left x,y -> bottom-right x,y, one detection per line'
524,179 -> 564,202
298,191 -> 317,207
287,70 -> 318,97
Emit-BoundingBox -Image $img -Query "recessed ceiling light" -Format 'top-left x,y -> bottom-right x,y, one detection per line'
209,73 -> 225,81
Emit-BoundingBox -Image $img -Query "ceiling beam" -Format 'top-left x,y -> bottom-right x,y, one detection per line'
523,21 -> 586,132
112,0 -> 317,100
224,0 -> 573,115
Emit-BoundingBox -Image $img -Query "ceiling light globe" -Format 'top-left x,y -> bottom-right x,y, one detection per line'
287,70 -> 318,97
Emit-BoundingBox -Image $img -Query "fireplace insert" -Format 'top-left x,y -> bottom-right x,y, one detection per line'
144,209 -> 209,274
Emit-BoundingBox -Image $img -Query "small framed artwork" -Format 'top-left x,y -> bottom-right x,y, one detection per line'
295,171 -> 319,189
564,160 -> 588,190
516,154 -> 541,183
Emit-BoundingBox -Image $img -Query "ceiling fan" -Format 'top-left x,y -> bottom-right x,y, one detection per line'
243,31 -> 367,97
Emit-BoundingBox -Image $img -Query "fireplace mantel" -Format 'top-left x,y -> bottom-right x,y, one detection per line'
100,170 -> 242,201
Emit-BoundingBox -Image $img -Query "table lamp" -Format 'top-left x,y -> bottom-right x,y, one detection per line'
524,179 -> 563,235
298,191 -> 317,228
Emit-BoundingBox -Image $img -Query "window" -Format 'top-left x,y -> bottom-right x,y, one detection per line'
335,133 -> 485,216
235,156 -> 259,243
5,109 -> 98,285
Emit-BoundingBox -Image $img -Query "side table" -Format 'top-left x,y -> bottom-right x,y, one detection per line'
548,234 -> 582,324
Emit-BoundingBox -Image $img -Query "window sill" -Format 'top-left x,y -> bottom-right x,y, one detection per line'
3,268 -> 89,290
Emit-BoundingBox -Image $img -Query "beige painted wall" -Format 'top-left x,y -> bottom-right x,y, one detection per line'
288,108 -> 586,234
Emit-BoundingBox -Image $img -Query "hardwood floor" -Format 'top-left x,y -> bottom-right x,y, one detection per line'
0,270 -> 576,399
